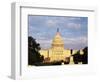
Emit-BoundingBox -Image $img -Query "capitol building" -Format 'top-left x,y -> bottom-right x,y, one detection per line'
39,28 -> 83,64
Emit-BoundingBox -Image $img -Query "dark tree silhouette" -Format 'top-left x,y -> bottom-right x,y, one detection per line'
73,47 -> 88,64
82,47 -> 88,64
73,51 -> 80,64
71,49 -> 73,55
28,36 -> 44,65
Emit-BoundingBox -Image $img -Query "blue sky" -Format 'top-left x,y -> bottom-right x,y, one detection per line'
28,15 -> 88,50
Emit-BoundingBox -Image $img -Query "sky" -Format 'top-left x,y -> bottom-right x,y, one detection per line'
28,15 -> 88,50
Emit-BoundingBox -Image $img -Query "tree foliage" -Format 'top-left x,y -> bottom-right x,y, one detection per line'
73,47 -> 88,64
28,36 -> 44,65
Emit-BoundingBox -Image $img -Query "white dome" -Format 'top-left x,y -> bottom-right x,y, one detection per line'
52,28 -> 64,48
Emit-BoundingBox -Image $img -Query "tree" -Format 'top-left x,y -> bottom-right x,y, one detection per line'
73,47 -> 88,64
82,47 -> 88,64
28,36 -> 44,65
73,51 -> 80,64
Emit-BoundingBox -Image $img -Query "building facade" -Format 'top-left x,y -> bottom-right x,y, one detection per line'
39,28 -> 83,63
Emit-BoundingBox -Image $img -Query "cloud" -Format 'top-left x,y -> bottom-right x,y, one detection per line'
46,19 -> 57,27
36,39 -> 52,49
28,15 -> 87,49
63,36 -> 87,49
63,36 -> 87,44
66,17 -> 81,21
67,23 -> 81,29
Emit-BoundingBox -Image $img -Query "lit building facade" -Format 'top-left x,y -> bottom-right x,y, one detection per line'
39,28 -> 83,63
